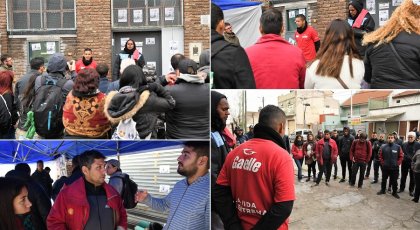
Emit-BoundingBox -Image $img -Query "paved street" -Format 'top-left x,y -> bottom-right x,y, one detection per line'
289,159 -> 420,230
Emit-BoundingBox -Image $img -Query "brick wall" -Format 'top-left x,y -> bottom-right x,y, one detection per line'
183,0 -> 210,57
75,0 -> 112,67
316,0 -> 348,40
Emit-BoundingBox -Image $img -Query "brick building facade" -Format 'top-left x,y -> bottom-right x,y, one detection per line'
0,0 -> 209,81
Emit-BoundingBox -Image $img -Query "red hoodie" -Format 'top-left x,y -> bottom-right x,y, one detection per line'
245,34 -> 306,89
349,140 -> 372,163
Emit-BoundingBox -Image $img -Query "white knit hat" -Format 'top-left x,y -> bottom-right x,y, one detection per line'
408,132 -> 416,137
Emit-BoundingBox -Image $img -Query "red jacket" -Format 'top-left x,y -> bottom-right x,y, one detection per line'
245,34 -> 306,89
315,138 -> 338,165
75,59 -> 97,73
349,140 -> 372,163
47,177 -> 127,230
292,145 -> 304,160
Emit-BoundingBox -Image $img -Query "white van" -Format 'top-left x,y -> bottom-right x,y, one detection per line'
289,129 -> 312,143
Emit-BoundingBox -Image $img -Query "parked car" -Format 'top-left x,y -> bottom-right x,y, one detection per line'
289,129 -> 312,143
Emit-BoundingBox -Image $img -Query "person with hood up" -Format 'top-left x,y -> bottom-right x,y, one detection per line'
347,0 -> 375,57
104,65 -> 175,139
164,58 -> 209,139
112,39 -> 146,81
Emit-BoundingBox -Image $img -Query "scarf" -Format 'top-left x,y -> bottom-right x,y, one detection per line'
16,213 -> 35,230
82,57 -> 93,66
296,22 -> 308,34
253,123 -> 287,150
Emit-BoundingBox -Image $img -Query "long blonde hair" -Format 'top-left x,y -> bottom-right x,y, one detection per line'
363,0 -> 420,46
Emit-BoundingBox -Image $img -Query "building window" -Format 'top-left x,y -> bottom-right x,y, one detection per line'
112,0 -> 182,28
7,0 -> 75,31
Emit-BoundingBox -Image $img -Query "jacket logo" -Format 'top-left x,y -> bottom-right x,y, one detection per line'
243,148 -> 256,155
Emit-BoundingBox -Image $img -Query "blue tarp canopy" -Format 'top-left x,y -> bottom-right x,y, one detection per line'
212,0 -> 260,10
0,141 -> 183,164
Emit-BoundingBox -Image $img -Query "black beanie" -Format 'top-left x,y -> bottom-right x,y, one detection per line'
349,0 -> 363,15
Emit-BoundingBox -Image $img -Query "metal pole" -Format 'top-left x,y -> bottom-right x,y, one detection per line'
304,105 -> 306,129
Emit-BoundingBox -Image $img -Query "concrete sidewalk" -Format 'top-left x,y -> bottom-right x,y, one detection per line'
289,161 -> 420,230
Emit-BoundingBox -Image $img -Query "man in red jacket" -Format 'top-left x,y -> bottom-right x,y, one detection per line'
313,130 -> 338,186
47,150 -> 127,230
349,132 -> 372,188
245,8 -> 306,89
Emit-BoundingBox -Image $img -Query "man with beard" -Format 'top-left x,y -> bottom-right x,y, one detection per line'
399,132 -> 420,196
136,142 -> 210,229
210,90 -> 231,229
294,14 -> 320,63
338,127 -> 355,183
224,22 -> 241,46
47,150 -> 127,229
371,133 -> 386,184
347,0 -> 375,57
0,54 -> 13,72
365,132 -> 378,179
214,105 -> 295,230
377,134 -> 403,199
75,48 -> 97,73
314,130 -> 339,186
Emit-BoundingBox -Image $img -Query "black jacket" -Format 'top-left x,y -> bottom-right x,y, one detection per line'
372,140 -> 385,160
0,92 -> 18,135
348,12 -> 375,57
364,31 -> 420,88
211,30 -> 256,89
165,78 -> 209,139
338,135 -> 355,158
104,85 -> 175,139
31,170 -> 53,198
402,141 -> 420,162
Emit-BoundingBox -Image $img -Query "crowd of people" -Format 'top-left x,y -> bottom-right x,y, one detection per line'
0,42 -> 210,140
211,0 -> 420,89
211,91 -> 420,229
0,141 -> 210,230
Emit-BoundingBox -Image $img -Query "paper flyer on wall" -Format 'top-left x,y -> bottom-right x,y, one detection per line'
299,9 -> 305,15
46,42 -> 56,54
392,0 -> 403,6
146,38 -> 155,45
366,0 -> 376,14
165,7 -> 175,21
31,43 -> 41,51
378,3 -> 389,9
169,40 -> 179,55
150,8 -> 160,22
379,10 -> 389,26
133,10 -> 143,23
118,9 -> 127,22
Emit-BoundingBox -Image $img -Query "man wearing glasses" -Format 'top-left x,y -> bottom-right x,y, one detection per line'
223,22 -> 241,46
399,132 -> 420,196
0,54 -> 13,71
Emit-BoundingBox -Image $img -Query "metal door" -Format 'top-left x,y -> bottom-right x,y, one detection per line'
113,31 -> 162,77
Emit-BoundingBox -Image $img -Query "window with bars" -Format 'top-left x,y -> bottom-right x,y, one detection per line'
7,0 -> 75,31
112,0 -> 182,28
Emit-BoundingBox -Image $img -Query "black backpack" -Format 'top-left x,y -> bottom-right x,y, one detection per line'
121,174 -> 138,209
0,94 -> 12,134
33,75 -> 68,138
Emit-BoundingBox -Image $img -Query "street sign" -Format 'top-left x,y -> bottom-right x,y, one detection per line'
349,116 -> 361,125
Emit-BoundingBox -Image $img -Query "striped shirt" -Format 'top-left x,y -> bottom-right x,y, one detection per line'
143,173 -> 209,230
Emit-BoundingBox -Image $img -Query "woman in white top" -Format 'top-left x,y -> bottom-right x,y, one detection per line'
305,19 -> 365,89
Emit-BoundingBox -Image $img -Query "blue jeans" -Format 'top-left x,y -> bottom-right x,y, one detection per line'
294,158 -> 304,180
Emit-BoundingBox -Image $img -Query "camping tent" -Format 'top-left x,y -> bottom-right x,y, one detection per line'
213,0 -> 262,48
0,140 -> 183,163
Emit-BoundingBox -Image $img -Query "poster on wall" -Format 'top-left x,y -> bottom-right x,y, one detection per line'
121,37 -> 129,50
288,11 -> 295,18
392,0 -> 403,6
118,9 -> 127,22
298,9 -> 305,15
379,3 -> 389,9
379,10 -> 389,26
146,38 -> 155,45
169,40 -> 179,55
133,10 -> 143,23
46,42 -> 56,54
165,8 -> 175,21
150,8 -> 160,22
189,42 -> 202,63
31,43 -> 41,51
366,0 -> 376,14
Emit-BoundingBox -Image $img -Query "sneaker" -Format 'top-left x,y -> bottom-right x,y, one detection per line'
377,190 -> 386,195
397,189 -> 404,193
412,198 -> 419,203
311,183 -> 319,187
306,178 -> 311,182
371,180 -> 378,184
339,179 -> 345,183
392,193 -> 400,199
349,184 -> 355,187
